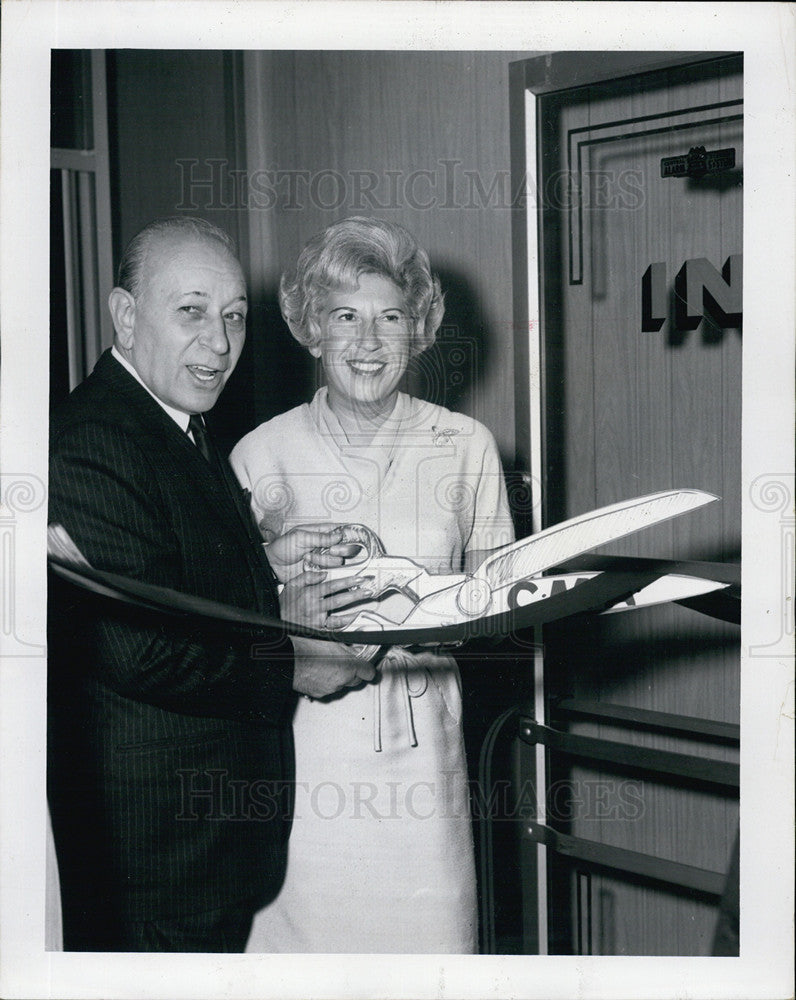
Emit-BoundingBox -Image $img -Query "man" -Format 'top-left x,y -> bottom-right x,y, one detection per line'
48,216 -> 372,952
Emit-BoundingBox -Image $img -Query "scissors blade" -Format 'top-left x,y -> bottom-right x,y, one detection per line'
336,569 -> 730,643
475,489 -> 718,589
601,573 -> 729,614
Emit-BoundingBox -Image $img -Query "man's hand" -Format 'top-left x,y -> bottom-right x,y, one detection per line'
264,524 -> 362,584
291,636 -> 376,699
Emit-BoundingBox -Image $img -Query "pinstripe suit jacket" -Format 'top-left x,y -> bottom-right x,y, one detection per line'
48,350 -> 296,931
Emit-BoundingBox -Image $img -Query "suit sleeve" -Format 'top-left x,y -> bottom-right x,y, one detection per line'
49,420 -> 295,725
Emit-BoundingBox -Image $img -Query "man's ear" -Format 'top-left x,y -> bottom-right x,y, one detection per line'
108,287 -> 136,349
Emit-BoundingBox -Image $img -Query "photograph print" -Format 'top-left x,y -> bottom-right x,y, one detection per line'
45,46 -> 744,960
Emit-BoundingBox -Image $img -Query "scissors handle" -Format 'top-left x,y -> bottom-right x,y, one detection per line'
310,523 -> 385,580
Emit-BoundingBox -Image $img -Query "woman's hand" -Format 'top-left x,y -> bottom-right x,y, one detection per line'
265,523 -> 362,584
279,566 -> 362,630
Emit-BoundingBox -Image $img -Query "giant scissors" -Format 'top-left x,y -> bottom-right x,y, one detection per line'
313,489 -> 731,655
47,489 -> 738,649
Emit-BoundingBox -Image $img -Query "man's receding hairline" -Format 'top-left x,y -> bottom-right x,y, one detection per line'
135,231 -> 243,297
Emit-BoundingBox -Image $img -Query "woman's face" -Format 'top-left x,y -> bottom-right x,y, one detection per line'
309,272 -> 413,420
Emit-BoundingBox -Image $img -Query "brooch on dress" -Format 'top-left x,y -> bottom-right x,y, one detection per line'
432,425 -> 459,447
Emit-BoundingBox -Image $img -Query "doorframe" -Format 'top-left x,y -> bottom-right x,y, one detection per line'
507,49 -> 739,955
50,50 -> 115,389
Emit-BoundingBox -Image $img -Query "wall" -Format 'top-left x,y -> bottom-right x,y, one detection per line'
107,49 -> 539,460
108,51 -> 244,253
243,50 -> 538,466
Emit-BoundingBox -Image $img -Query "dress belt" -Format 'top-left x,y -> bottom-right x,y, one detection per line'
373,649 -> 429,752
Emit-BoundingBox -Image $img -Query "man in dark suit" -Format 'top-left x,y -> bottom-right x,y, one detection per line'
47,216 -> 372,952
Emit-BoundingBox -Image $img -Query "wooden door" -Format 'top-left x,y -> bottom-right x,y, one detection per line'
537,54 -> 742,955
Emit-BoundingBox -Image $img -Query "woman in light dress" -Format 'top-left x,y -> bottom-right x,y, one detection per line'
231,217 -> 514,953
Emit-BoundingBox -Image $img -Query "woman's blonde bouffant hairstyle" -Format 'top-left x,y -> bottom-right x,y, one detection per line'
279,217 -> 444,356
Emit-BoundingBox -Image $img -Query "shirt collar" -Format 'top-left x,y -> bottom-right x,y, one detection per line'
111,346 -> 191,433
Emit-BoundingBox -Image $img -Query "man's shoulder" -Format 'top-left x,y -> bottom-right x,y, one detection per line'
49,358 -> 178,494
52,352 -> 153,442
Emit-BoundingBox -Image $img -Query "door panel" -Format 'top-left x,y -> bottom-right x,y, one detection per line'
538,55 -> 742,955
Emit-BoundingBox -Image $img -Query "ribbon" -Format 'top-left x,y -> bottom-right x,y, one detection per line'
48,552 -> 740,648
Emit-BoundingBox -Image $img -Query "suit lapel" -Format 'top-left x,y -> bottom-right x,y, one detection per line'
93,352 -> 277,598
187,417 -> 278,582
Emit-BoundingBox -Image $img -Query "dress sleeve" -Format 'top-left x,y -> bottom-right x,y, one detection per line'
465,425 -> 515,556
49,420 -> 295,725
229,428 -> 284,538
228,435 -> 250,489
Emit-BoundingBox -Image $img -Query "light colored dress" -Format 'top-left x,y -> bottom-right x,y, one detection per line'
230,388 -> 513,953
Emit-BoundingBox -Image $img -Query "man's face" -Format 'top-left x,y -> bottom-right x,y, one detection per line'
124,236 -> 248,414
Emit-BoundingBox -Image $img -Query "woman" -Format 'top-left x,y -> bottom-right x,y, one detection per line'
231,217 -> 514,953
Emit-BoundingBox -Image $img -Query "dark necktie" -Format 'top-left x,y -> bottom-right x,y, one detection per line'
188,413 -> 279,591
189,415 -> 280,591
188,413 -> 221,474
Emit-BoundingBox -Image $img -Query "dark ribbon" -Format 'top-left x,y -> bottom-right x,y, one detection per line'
47,553 -> 740,647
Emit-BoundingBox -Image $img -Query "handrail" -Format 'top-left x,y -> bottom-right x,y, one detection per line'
477,705 -> 521,955
525,821 -> 726,896
551,698 -> 740,744
519,718 -> 739,790
477,702 -> 740,952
